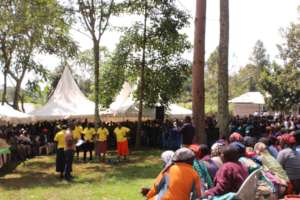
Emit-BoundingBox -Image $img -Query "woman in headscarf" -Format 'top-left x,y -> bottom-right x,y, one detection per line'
160,150 -> 174,167
230,142 -> 260,173
254,142 -> 289,191
210,141 -> 225,169
277,133 -> 300,194
145,148 -> 202,200
189,144 -> 213,191
205,145 -> 248,197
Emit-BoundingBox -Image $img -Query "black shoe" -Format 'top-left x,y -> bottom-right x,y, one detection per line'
65,176 -> 73,181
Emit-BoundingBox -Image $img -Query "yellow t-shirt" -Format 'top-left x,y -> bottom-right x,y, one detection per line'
97,128 -> 109,142
114,127 -> 130,142
83,127 -> 96,142
54,130 -> 65,149
73,125 -> 83,140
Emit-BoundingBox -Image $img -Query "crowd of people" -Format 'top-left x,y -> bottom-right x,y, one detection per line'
142,115 -> 300,199
0,117 -> 216,165
2,114 -> 300,198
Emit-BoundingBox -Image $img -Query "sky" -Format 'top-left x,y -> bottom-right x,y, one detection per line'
2,0 -> 300,87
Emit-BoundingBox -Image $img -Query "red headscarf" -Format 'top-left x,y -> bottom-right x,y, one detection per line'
229,132 -> 243,143
189,144 -> 201,159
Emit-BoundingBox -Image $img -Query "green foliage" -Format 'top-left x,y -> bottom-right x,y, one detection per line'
24,79 -> 49,104
0,0 -> 77,109
278,23 -> 300,68
111,0 -> 191,107
179,41 -> 269,114
248,40 -> 270,90
75,48 -> 125,107
205,48 -> 218,113
259,21 -> 300,112
260,63 -> 300,112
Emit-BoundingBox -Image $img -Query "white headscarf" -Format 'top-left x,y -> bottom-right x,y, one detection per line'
161,150 -> 175,165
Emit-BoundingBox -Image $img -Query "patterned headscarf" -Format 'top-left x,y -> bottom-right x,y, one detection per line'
211,142 -> 225,157
161,150 -> 175,165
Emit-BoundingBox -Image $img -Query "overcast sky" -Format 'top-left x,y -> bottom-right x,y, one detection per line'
2,0 -> 300,87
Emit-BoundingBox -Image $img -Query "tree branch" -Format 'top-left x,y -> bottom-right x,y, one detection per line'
99,0 -> 114,38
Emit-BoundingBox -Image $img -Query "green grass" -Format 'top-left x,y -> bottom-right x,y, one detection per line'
0,150 -> 162,200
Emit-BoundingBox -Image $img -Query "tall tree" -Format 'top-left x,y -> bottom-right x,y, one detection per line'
136,0 -> 148,148
250,40 -> 270,89
218,0 -> 229,138
112,0 -> 191,147
260,21 -> 300,113
0,0 -> 76,109
192,0 -> 206,143
77,0 -> 116,128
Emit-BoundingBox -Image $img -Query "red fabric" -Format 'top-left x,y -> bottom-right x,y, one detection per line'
117,140 -> 129,156
99,141 -> 107,154
189,144 -> 201,159
229,132 -> 243,142
279,134 -> 296,145
284,195 -> 300,200
95,141 -> 107,155
245,151 -> 256,158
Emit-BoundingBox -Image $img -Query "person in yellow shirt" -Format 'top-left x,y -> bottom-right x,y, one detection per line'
73,123 -> 83,160
82,123 -> 96,161
54,125 -> 66,178
96,123 -> 109,161
114,123 -> 130,161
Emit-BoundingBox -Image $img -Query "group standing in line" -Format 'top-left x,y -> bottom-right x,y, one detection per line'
54,121 -> 130,181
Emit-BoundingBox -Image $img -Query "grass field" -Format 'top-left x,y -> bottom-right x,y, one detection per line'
0,150 -> 162,200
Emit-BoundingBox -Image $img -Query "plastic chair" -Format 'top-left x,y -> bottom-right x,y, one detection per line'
235,168 -> 262,200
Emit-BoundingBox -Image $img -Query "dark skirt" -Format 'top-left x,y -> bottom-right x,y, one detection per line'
56,148 -> 65,172
84,141 -> 94,151
96,141 -> 107,155
64,149 -> 74,174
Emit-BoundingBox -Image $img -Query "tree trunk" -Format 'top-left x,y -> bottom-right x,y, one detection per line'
13,80 -> 21,110
136,0 -> 148,149
1,69 -> 7,105
218,0 -> 230,138
192,0 -> 206,144
93,38 -> 101,129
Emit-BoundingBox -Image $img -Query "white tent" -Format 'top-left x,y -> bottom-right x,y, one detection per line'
108,82 -> 192,120
30,67 -> 97,120
109,82 -> 137,115
165,104 -> 192,119
229,92 -> 265,116
0,104 -> 31,123
229,92 -> 265,104
108,82 -> 155,120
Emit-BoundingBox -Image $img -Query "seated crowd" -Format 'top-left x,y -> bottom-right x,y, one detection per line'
143,115 -> 300,199
0,118 -> 196,165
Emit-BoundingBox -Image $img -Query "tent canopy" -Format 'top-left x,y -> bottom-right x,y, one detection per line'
0,104 -> 31,123
30,67 -> 96,120
229,92 -> 265,105
108,82 -> 192,120
165,104 -> 192,118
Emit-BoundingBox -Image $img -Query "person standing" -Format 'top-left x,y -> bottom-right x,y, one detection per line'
54,125 -> 66,178
180,116 -> 195,147
73,122 -> 83,160
96,123 -> 109,161
64,128 -> 75,181
82,123 -> 96,161
114,123 -> 130,161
